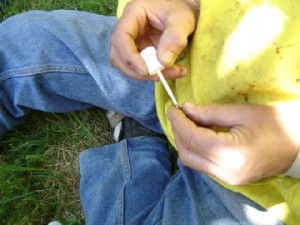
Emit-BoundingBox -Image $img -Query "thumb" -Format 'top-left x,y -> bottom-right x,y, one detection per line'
156,4 -> 198,67
182,102 -> 247,128
156,26 -> 189,67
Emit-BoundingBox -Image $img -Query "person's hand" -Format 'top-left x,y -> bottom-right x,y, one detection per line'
168,102 -> 300,185
110,0 -> 199,80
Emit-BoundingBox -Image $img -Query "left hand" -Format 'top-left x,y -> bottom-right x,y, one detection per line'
168,102 -> 300,185
110,0 -> 199,80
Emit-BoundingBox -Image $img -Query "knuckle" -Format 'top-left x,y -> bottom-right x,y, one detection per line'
178,138 -> 197,166
164,30 -> 188,53
178,149 -> 190,166
109,51 -> 116,65
109,54 -> 119,69
110,29 -> 120,46
124,58 -> 134,68
223,173 -> 249,186
228,178 -> 247,186
184,130 -> 198,151
172,34 -> 187,50
124,1 -> 136,12
203,104 -> 219,122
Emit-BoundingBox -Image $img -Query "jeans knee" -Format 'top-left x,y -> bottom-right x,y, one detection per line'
2,10 -> 46,31
0,11 -> 51,53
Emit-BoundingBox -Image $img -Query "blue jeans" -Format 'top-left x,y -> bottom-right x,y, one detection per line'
0,11 -> 283,225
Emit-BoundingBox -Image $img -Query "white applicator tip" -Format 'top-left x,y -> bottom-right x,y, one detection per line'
140,46 -> 179,108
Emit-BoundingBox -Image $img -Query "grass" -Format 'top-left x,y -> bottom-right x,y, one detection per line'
0,110 -> 114,224
0,0 -> 117,224
0,0 -> 117,20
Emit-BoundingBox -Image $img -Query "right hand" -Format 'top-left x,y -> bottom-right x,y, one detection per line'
168,102 -> 300,185
110,0 -> 199,80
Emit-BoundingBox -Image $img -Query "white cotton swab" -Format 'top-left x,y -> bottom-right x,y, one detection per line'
140,47 -> 179,108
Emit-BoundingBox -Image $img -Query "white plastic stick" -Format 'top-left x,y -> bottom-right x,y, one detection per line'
157,70 -> 179,108
140,46 -> 179,108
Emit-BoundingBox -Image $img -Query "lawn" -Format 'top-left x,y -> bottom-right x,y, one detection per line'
0,0 -> 117,224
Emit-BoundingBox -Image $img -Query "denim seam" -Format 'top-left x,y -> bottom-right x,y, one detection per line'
0,64 -> 159,122
152,172 -> 183,225
0,64 -> 90,82
116,140 -> 132,225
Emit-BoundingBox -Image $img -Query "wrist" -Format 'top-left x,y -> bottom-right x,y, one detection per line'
285,149 -> 300,179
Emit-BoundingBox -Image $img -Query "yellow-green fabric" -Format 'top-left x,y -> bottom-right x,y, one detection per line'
117,0 -> 300,224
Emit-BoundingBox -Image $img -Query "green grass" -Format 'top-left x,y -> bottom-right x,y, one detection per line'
1,110 -> 114,224
0,1 -> 117,224
0,0 -> 117,20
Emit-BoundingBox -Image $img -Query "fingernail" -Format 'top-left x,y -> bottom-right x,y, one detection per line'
183,102 -> 195,109
161,51 -> 175,66
135,68 -> 146,76
180,68 -> 187,77
167,107 -> 174,120
167,110 -> 171,120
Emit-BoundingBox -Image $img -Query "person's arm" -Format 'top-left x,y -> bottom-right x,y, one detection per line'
168,101 -> 300,185
110,0 -> 199,80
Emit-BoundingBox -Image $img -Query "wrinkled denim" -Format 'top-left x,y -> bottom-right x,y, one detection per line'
80,136 -> 283,225
0,11 -> 284,225
0,10 -> 161,137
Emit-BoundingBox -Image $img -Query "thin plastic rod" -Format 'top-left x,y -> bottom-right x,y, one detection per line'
157,70 -> 179,108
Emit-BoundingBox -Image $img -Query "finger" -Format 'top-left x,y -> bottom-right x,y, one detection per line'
177,146 -> 214,175
156,4 -> 198,67
168,106 -> 241,167
110,33 -> 147,78
182,102 -> 250,128
110,5 -> 150,78
110,45 -> 144,80
110,49 -> 157,81
156,26 -> 189,67
162,65 -> 187,79
168,107 -> 245,184
168,107 -> 225,177
168,107 -> 222,153
177,148 -> 230,184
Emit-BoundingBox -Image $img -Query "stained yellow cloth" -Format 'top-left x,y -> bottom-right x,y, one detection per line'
117,0 -> 300,224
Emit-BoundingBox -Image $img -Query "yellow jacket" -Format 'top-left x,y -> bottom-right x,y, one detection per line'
117,0 -> 300,224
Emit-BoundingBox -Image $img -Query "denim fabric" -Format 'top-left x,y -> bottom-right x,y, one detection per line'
0,11 -> 284,225
0,10 -> 161,137
80,136 -> 283,225
80,136 -> 172,225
